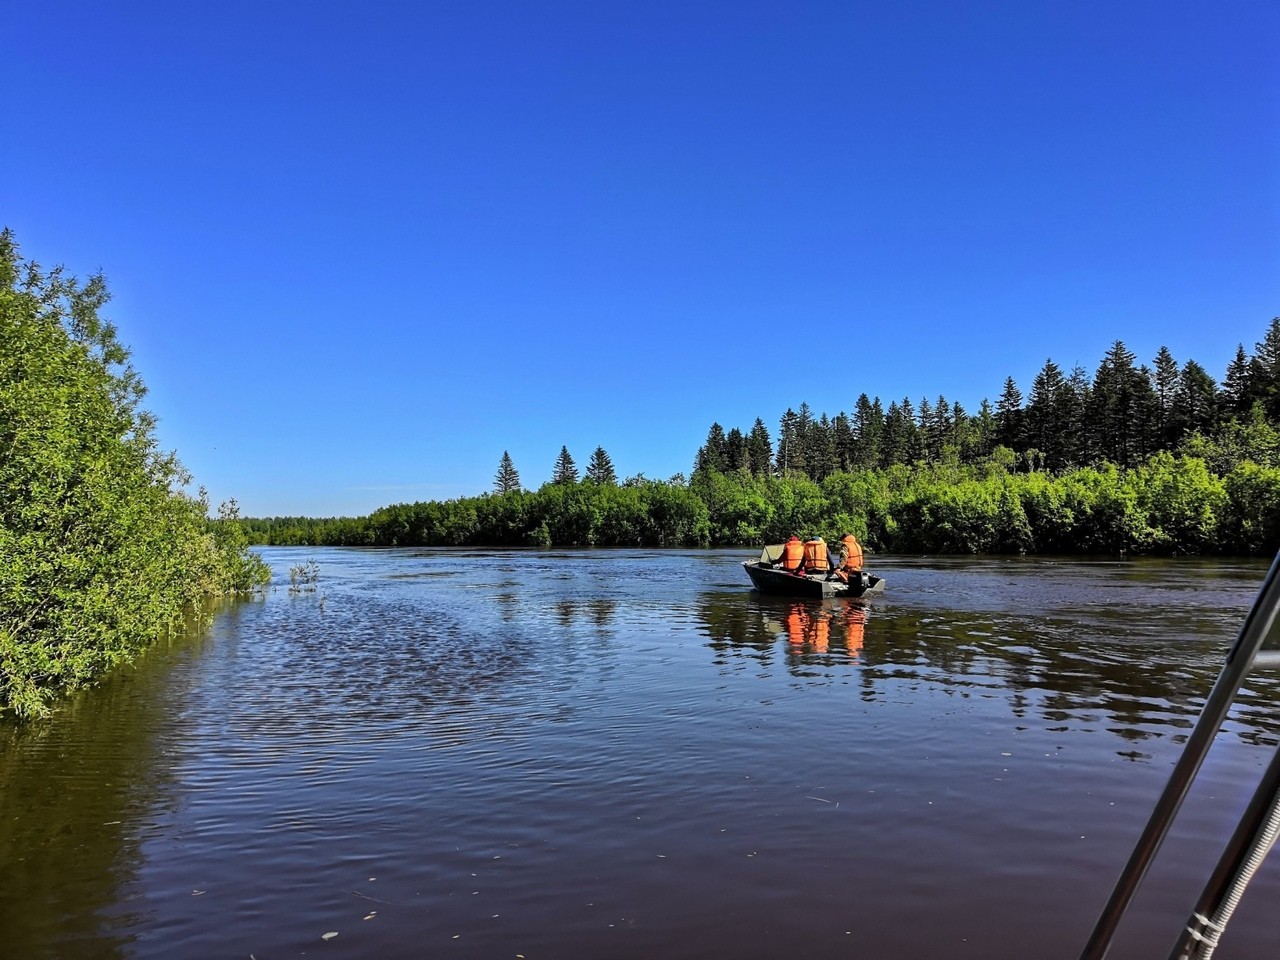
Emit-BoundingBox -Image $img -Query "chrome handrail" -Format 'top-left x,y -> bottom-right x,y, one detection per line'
1079,549 -> 1280,960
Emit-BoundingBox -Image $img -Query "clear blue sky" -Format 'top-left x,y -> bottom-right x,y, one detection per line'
5,1 -> 1277,517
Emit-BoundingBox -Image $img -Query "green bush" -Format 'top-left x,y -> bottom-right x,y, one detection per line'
0,231 -> 268,719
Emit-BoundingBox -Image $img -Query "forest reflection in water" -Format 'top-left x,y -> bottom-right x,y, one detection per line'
2,548 -> 1279,960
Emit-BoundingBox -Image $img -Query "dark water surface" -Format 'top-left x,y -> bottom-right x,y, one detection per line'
4,549 -> 1280,959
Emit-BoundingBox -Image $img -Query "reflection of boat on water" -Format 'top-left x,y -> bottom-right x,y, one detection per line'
742,545 -> 886,599
761,600 -> 868,659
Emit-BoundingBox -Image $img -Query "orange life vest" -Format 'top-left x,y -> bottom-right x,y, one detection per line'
780,538 -> 804,571
840,534 -> 863,572
803,538 -> 829,572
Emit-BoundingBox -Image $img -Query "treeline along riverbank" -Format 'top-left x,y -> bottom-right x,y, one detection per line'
243,316 -> 1280,557
241,452 -> 1280,556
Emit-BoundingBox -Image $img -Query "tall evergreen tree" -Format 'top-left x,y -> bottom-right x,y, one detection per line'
1089,340 -> 1155,469
852,394 -> 883,468
794,402 -> 817,478
946,400 -> 968,463
809,413 -> 836,480
1152,346 -> 1180,449
725,427 -> 747,473
776,408 -> 804,476
493,451 -> 521,493
586,446 -> 617,485
747,418 -> 773,478
879,401 -> 906,467
995,377 -> 1025,451
1026,360 -> 1069,469
898,397 -> 921,463
832,412 -> 855,471
917,397 -> 937,462
1062,365 -> 1091,466
1170,360 -> 1218,444
1221,344 -> 1255,418
1250,317 -> 1280,420
552,446 -> 579,485
694,422 -> 728,474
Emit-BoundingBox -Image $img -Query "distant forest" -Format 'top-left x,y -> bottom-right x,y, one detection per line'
242,318 -> 1280,556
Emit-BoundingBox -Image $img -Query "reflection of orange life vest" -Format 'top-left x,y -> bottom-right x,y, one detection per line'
813,611 -> 830,653
803,539 -> 829,572
785,606 -> 807,644
840,534 -> 863,572
844,610 -> 865,657
781,538 -> 804,572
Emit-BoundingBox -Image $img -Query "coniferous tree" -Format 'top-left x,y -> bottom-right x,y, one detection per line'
1063,365 -> 1092,466
898,397 -> 921,463
1152,346 -> 1180,450
776,408 -> 803,476
832,412 -> 855,471
1250,317 -> 1280,420
747,419 -> 773,478
946,400 -> 968,463
694,422 -> 729,474
1026,360 -> 1068,469
586,446 -> 617,485
1222,344 -> 1255,418
852,394 -> 883,468
933,395 -> 954,462
1171,360 -> 1219,444
995,377 -> 1025,451
794,403 -> 816,477
725,427 -> 747,473
808,413 -> 836,480
552,446 -> 579,485
917,397 -> 936,462
963,398 -> 998,464
493,451 -> 521,493
1089,340 -> 1154,469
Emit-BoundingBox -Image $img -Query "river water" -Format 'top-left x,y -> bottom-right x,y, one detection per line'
3,548 -> 1279,959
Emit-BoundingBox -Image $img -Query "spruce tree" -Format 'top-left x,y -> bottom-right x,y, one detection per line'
1089,340 -> 1154,469
747,419 -> 773,478
1222,344 -> 1255,418
1171,360 -> 1218,443
852,394 -> 882,468
724,428 -> 748,473
493,451 -> 521,493
776,409 -> 801,476
1152,346 -> 1179,449
965,398 -> 998,464
586,446 -> 617,485
1026,360 -> 1067,468
995,377 -> 1025,451
832,412 -> 855,471
695,422 -> 728,474
1250,317 -> 1280,419
552,446 -> 579,485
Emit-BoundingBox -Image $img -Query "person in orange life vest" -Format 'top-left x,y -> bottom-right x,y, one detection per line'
777,535 -> 805,574
802,537 -> 830,575
832,533 -> 863,583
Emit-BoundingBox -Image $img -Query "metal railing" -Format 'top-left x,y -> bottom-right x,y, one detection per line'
1080,549 -> 1280,960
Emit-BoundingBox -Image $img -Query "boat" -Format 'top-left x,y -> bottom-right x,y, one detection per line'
741,544 -> 885,599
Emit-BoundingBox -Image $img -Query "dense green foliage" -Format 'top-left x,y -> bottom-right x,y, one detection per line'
238,452 -> 1280,556
0,231 -> 269,718
243,316 -> 1280,558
